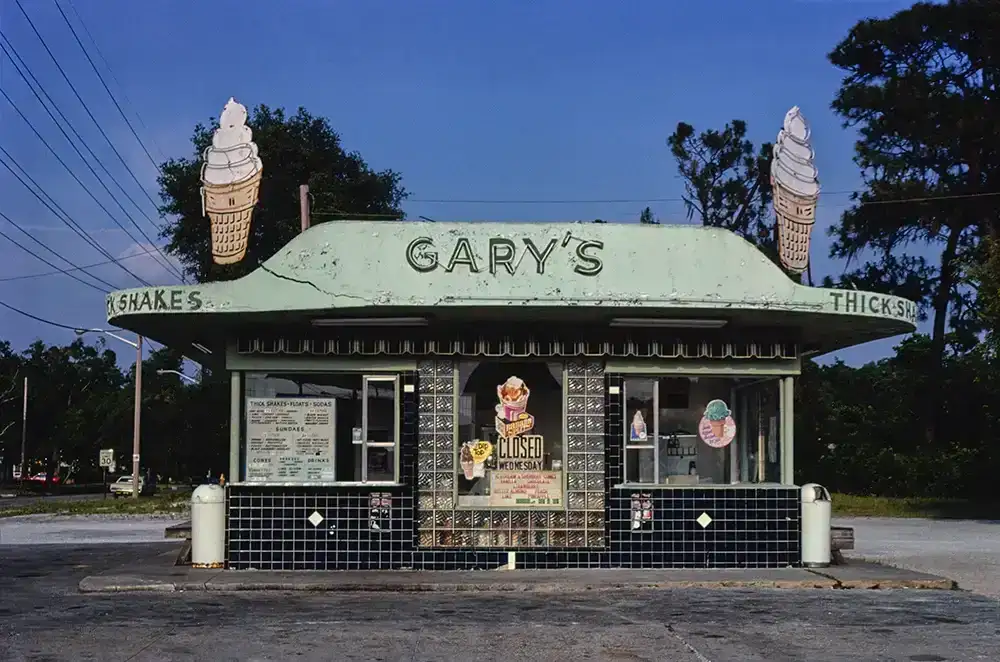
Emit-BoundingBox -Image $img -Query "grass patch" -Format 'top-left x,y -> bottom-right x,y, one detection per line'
832,493 -> 1000,519
0,493 -> 190,518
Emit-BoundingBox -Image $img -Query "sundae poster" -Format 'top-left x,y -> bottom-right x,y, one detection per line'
495,376 -> 535,438
698,399 -> 736,448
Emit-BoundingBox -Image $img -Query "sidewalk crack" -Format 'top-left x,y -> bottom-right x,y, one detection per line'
804,567 -> 845,589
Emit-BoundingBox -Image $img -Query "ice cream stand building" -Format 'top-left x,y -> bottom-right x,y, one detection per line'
105,101 -> 918,570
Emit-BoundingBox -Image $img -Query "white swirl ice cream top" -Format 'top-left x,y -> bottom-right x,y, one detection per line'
201,98 -> 263,186
771,106 -> 820,199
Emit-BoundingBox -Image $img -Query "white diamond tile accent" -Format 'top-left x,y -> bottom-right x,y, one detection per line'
308,511 -> 324,527
696,512 -> 713,529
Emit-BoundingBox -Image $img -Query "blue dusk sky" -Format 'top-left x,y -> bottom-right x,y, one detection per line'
0,0 -> 930,369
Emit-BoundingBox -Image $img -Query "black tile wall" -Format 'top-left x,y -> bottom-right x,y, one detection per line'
227,369 -> 802,570
606,488 -> 801,568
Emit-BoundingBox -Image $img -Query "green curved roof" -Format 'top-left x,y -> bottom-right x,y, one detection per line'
106,221 -> 917,359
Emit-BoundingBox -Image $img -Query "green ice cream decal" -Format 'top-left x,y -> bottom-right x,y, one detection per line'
704,399 -> 730,421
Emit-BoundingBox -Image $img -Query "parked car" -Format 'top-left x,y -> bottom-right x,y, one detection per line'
109,476 -> 150,497
28,474 -> 60,484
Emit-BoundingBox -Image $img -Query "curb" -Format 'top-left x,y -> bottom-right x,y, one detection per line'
80,578 -> 839,593
79,573 -> 953,594
819,557 -> 960,591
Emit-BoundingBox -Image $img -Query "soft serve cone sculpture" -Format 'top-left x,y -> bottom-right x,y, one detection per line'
200,98 -> 263,264
771,106 -> 820,274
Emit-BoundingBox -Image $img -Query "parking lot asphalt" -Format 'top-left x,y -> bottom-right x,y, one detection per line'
1,543 -> 999,661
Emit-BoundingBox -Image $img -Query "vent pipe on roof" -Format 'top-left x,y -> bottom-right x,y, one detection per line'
300,184 -> 311,232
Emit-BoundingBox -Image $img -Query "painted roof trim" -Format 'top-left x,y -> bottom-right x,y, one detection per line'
106,221 -> 917,343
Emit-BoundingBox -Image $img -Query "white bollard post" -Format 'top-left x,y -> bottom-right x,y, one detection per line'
191,484 -> 226,568
800,483 -> 832,567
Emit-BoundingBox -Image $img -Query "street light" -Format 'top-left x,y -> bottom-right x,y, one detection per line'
156,369 -> 197,384
76,328 -> 143,499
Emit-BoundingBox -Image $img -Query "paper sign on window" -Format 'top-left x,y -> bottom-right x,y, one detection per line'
369,492 -> 391,532
631,492 -> 653,531
629,410 -> 648,442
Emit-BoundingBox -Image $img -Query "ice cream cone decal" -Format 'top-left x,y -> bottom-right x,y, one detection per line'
200,97 -> 263,265
699,399 -> 735,448
771,106 -> 820,275
460,440 -> 492,479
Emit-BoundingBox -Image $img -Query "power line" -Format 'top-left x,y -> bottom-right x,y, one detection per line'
0,245 -> 169,284
52,0 -> 162,175
12,0 -> 163,222
0,142 -> 152,286
405,190 -> 1000,206
0,216 -> 111,293
62,0 -> 167,164
0,154 -> 136,289
0,298 -> 92,332
0,298 -> 164,355
0,36 -> 184,281
0,298 -> 171,360
310,211 -> 404,219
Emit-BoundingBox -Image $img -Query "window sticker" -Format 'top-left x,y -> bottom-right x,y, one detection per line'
460,440 -> 493,479
495,375 -> 534,438
698,399 -> 736,448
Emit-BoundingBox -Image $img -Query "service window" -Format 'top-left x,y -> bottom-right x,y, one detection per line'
455,361 -> 565,509
243,372 -> 400,484
621,376 -> 782,485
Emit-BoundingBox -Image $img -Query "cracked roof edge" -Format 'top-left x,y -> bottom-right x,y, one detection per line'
103,220 -> 919,347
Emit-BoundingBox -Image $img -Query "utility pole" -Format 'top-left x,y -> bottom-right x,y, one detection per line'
299,184 -> 310,232
19,376 -> 26,484
131,336 -> 142,499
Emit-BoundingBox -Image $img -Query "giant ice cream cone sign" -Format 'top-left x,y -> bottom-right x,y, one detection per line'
200,97 -> 263,265
771,106 -> 820,275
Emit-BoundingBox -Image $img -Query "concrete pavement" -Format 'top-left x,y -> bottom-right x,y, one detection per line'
837,516 -> 1000,598
0,514 -> 184,545
1,543 -> 997,661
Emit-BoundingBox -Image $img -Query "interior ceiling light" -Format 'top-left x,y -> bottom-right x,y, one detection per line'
609,318 -> 728,329
311,317 -> 428,327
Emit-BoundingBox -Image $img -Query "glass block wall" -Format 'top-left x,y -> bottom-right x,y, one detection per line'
416,359 -> 457,545
564,360 -> 606,547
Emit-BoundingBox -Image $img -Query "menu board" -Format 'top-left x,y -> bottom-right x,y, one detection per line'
245,398 -> 336,482
489,471 -> 562,508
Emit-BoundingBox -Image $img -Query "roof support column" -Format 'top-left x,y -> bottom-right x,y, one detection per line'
781,376 -> 795,485
229,370 -> 241,482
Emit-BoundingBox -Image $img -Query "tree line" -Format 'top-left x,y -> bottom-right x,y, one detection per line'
0,340 -> 228,484
3,1 -> 998,497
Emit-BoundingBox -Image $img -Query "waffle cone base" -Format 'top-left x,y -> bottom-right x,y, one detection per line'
203,171 -> 262,264
772,181 -> 818,275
